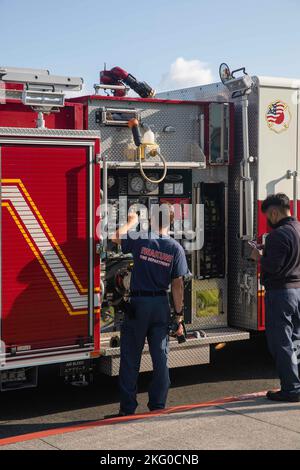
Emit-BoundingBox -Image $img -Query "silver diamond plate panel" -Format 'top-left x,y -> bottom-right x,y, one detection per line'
99,327 -> 249,375
99,345 -> 210,376
87,98 -> 203,163
0,127 -> 100,139
157,82 -> 232,102
227,83 -> 259,330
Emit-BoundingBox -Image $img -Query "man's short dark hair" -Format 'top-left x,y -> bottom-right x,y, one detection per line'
261,193 -> 290,214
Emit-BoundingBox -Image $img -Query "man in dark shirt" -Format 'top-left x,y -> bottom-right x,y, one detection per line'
251,193 -> 300,402
111,204 -> 189,415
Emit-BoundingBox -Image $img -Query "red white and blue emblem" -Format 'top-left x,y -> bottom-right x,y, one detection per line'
266,100 -> 291,133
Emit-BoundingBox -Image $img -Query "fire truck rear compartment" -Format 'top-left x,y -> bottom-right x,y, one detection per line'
91,96 -> 250,374
0,69 -> 258,385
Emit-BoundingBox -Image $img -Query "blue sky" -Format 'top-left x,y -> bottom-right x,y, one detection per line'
1,0 -> 300,94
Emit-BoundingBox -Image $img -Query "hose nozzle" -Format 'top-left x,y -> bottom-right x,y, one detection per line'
128,118 -> 142,147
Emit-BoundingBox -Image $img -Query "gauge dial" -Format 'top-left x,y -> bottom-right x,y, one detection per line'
107,176 -> 115,189
145,178 -> 159,193
130,176 -> 144,193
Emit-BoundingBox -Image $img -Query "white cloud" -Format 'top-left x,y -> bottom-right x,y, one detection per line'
158,57 -> 214,91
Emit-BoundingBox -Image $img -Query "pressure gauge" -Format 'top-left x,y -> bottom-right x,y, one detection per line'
107,176 -> 115,189
145,178 -> 159,194
129,175 -> 144,193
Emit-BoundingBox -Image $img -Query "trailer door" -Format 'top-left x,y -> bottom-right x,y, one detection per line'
0,134 -> 100,366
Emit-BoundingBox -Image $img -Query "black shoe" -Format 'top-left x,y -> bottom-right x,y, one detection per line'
118,410 -> 134,416
266,391 -> 300,402
104,411 -> 134,419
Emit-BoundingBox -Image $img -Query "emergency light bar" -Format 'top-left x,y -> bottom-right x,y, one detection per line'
22,89 -> 65,108
0,66 -> 83,114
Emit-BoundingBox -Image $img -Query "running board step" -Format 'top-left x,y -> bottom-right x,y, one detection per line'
99,328 -> 250,376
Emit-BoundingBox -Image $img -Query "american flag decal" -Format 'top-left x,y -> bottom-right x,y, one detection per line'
266,100 -> 291,133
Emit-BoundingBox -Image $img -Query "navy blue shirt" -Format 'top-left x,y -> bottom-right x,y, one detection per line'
261,216 -> 300,290
121,231 -> 189,291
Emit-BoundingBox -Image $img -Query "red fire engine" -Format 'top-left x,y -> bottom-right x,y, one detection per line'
2,62 -> 293,390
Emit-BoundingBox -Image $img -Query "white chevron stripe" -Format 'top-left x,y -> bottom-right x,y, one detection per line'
2,185 -> 99,310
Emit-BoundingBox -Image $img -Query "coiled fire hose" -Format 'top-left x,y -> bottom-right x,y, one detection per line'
128,118 -> 167,184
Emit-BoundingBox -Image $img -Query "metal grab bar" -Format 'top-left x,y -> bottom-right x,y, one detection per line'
239,95 -> 254,240
287,169 -> 298,219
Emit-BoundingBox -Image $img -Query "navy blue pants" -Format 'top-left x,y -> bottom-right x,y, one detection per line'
119,296 -> 171,414
265,288 -> 300,396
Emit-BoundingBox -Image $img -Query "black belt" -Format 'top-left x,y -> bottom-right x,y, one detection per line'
130,290 -> 168,297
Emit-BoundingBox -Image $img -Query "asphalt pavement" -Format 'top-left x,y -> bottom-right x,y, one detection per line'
0,333 -> 281,443
2,396 -> 300,450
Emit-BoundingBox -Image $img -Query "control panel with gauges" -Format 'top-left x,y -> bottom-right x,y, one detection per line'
105,169 -> 192,241
106,168 -> 191,198
100,168 -> 193,331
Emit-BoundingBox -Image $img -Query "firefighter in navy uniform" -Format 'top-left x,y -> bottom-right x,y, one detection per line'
251,193 -> 300,402
111,204 -> 189,416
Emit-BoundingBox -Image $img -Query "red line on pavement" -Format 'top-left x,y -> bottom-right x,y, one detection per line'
0,390 -> 270,447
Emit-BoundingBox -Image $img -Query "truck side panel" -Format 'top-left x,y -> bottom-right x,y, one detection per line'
0,101 -> 83,130
1,142 -> 98,355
